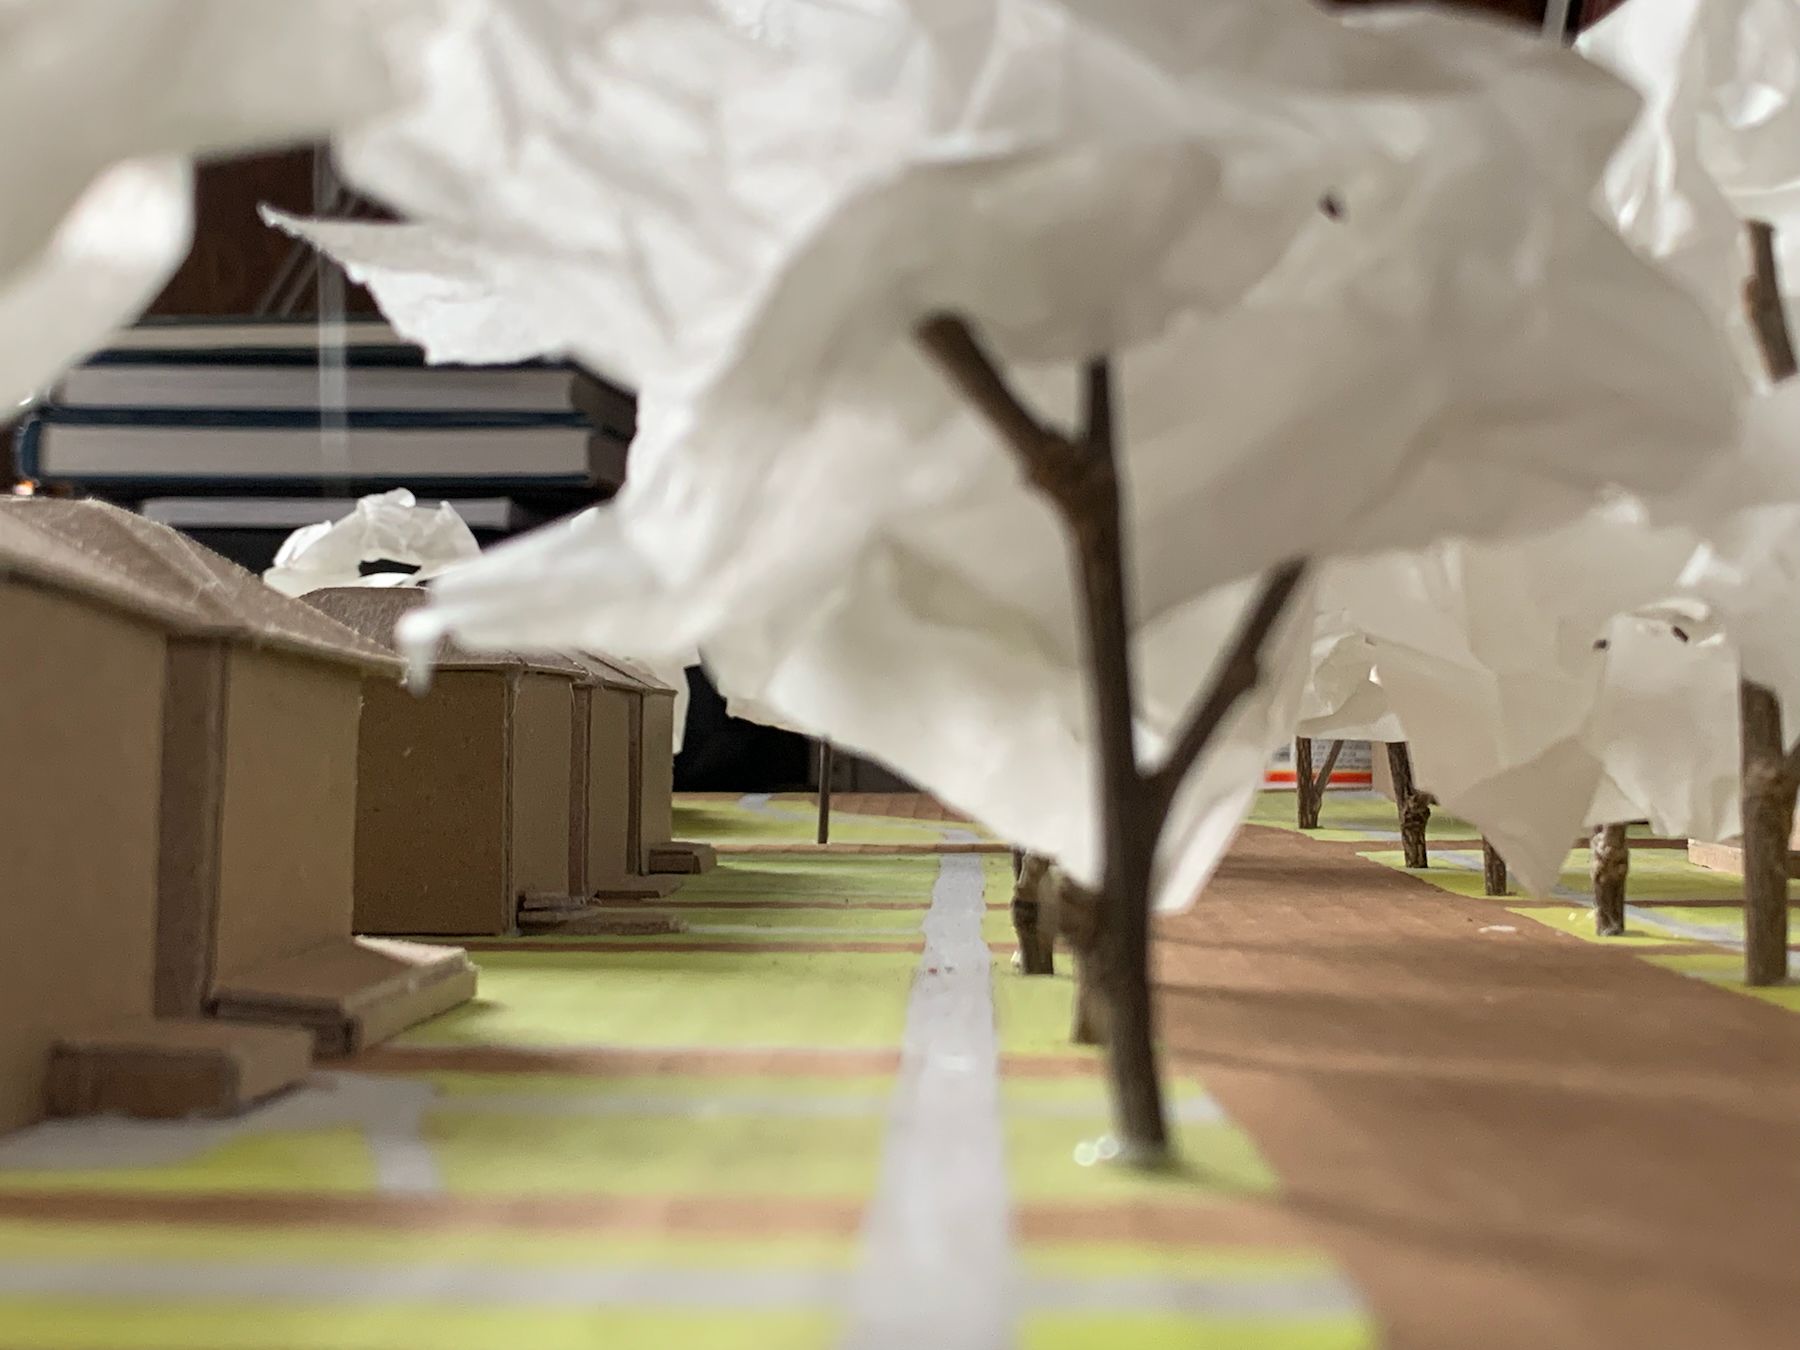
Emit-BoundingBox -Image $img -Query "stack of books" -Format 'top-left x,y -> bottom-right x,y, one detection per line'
13,318 -> 633,503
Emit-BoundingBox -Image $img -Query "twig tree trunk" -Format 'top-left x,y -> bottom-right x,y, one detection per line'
1481,839 -> 1508,897
1294,737 -> 1343,831
1739,682 -> 1793,984
1385,742 -> 1432,868
816,740 -> 834,844
1010,851 -> 1057,976
1740,220 -> 1800,987
1591,824 -> 1628,936
918,315 -> 1307,1164
1294,737 -> 1317,829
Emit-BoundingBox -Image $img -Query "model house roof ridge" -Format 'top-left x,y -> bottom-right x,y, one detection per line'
0,499 -> 400,674
566,649 -> 659,692
594,653 -> 676,694
303,585 -> 586,677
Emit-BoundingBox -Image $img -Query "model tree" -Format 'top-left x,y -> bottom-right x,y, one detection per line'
284,0 -> 1744,1160
1582,0 -> 1800,982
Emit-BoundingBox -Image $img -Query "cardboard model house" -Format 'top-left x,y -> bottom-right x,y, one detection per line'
567,652 -> 679,900
591,655 -> 715,878
0,500 -> 474,1132
306,586 -> 596,936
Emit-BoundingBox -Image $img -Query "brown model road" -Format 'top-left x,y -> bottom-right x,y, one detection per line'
1153,824 -> 1800,1350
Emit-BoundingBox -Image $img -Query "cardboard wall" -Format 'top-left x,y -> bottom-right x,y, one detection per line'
0,586 -> 165,1132
353,672 -> 509,935
638,695 -> 677,857
155,640 -> 229,1017
212,650 -> 361,982
582,686 -> 637,890
567,686 -> 592,898
510,673 -> 575,900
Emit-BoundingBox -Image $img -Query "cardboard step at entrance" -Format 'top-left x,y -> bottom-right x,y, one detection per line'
209,937 -> 476,1058
518,891 -> 585,913
1687,839 -> 1800,877
646,842 -> 717,875
588,873 -> 683,900
48,1018 -> 312,1121
516,907 -> 688,936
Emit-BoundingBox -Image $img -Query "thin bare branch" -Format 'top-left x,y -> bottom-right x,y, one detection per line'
1082,357 -> 1112,456
1746,220 -> 1798,382
1153,558 -> 1309,805
917,314 -> 1060,463
1312,738 -> 1345,796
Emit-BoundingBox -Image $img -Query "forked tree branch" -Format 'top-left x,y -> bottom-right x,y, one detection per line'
917,314 -> 1098,504
917,309 -> 1310,812
1152,559 -> 1309,807
917,315 -> 1054,451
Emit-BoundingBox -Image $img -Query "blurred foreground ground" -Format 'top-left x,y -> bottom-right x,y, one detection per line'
0,792 -> 1790,1348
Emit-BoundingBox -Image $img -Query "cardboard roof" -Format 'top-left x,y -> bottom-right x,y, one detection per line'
595,654 -> 677,696
304,586 -> 585,678
566,650 -> 659,693
0,499 -> 400,675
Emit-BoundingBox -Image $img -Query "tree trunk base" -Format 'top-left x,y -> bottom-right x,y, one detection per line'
1070,948 -> 1105,1046
1386,744 -> 1432,868
1399,793 -> 1433,870
1010,853 -> 1056,976
1591,824 -> 1628,936
1741,681 -> 1795,986
1481,838 -> 1507,896
1295,738 -> 1320,830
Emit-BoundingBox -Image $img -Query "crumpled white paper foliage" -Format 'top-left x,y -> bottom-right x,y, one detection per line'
263,489 -> 481,596
1581,0 -> 1800,380
290,0 -> 1744,908
0,157 -> 191,412
0,0 -> 442,409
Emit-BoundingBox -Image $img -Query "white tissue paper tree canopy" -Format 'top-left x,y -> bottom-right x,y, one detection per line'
1580,0 -> 1800,378
0,158 -> 191,413
1583,0 -> 1800,748
286,0 -> 1743,908
0,0 -> 441,410
263,489 -> 482,596
1299,504 -> 1743,892
1287,0 -> 1800,884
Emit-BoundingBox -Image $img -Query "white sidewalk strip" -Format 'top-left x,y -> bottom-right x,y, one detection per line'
841,852 -> 1016,1350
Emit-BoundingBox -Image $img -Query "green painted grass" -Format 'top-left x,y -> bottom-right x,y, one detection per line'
675,854 -> 946,901
399,950 -> 920,1050
1504,907 -> 1706,948
1642,953 -> 1800,1012
1361,847 -> 1748,903
1247,789 -> 1477,839
1022,1314 -> 1375,1350
992,965 -> 1092,1059
0,1304 -> 838,1350
1006,1115 -> 1277,1203
673,796 -> 996,847
425,1072 -> 892,1101
0,1131 -> 376,1196
429,1110 -> 884,1199
0,1222 -> 850,1271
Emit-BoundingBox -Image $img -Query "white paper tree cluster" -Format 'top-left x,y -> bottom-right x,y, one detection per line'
4,0 -> 1797,1154
1297,0 -> 1800,897
273,0 -> 1748,914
